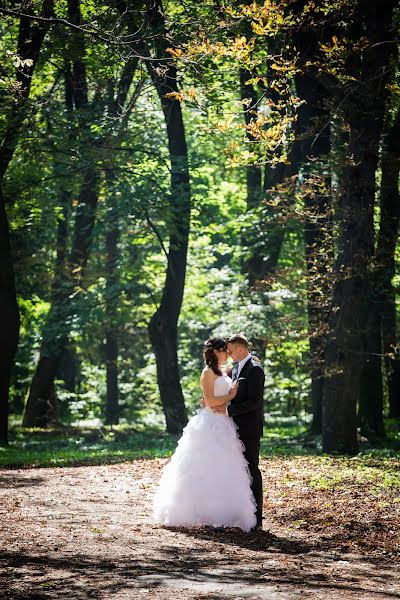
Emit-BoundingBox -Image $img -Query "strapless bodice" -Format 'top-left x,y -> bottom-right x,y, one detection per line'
214,374 -> 232,397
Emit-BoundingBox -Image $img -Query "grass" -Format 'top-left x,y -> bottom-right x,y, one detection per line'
0,427 -> 178,468
0,417 -> 399,470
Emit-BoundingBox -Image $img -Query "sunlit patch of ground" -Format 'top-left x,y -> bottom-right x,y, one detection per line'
0,456 -> 399,599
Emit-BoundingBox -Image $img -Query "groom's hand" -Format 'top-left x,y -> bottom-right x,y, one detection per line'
213,403 -> 227,414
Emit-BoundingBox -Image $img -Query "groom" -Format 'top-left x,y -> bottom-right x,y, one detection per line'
213,333 -> 265,530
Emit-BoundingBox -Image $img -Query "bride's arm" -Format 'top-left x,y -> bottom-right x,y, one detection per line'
200,370 -> 237,408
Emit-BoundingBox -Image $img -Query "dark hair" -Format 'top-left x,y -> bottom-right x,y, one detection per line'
226,333 -> 250,348
203,337 -> 227,376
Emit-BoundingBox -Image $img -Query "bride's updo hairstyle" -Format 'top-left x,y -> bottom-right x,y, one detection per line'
203,337 -> 227,376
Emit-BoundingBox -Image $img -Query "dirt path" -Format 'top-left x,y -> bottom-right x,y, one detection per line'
1,458 -> 399,599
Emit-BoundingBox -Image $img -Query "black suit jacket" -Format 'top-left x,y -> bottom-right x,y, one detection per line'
227,357 -> 265,439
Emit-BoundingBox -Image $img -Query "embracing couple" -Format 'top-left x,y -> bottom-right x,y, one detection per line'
153,334 -> 265,533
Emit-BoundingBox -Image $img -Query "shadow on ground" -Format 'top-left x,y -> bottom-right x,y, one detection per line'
1,532 -> 398,600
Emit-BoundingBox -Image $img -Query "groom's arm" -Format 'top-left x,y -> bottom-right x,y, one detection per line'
227,367 -> 264,417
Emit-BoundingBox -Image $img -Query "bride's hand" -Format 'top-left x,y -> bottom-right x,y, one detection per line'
228,381 -> 238,400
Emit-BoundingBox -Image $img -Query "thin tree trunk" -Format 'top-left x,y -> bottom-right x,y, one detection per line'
239,66 -> 264,287
239,67 -> 262,211
358,109 -> 400,437
377,108 -> 400,420
301,138 -> 332,434
23,186 -> 73,426
101,57 -> 142,425
104,172 -> 120,425
0,1 -> 54,179
142,0 -> 189,433
359,311 -> 385,437
105,334 -> 119,425
323,0 -> 395,454
0,187 -> 20,445
383,288 -> 400,418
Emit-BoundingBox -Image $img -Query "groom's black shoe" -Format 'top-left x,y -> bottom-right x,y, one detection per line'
251,519 -> 263,532
205,525 -> 225,533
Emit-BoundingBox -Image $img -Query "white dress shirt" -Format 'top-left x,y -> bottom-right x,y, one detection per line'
235,353 -> 252,379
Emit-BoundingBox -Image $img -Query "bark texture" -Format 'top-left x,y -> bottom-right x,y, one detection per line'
144,0 -> 190,433
104,172 -> 120,425
358,110 -> 400,436
322,0 -> 395,453
0,1 -> 53,443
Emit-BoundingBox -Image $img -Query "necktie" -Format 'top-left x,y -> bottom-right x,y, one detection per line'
232,363 -> 239,381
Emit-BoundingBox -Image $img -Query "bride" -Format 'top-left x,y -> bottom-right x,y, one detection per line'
153,337 -> 257,532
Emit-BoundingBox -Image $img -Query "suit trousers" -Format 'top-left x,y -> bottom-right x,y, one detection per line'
240,433 -> 263,525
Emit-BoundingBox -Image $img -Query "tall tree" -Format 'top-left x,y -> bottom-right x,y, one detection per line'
359,110 -> 400,426
323,0 -> 395,453
115,0 -> 190,433
0,0 -> 54,444
142,0 -> 191,433
104,176 -> 120,425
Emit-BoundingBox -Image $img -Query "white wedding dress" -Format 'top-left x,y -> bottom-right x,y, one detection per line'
153,373 -> 257,532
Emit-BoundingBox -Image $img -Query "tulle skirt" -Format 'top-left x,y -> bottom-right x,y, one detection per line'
153,407 -> 257,532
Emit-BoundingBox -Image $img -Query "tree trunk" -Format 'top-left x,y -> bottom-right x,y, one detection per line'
144,0 -> 190,433
0,1 -> 53,180
23,184 -> 72,426
101,54 -> 142,425
104,173 -> 120,425
239,67 -> 262,211
105,333 -> 119,425
58,346 -> 79,394
358,109 -> 400,437
302,158 -> 332,434
239,66 -> 264,287
52,183 -> 78,400
0,188 -> 20,445
323,0 -> 395,454
359,310 -> 385,437
377,108 -> 400,420
383,288 -> 400,418
0,2 -> 53,442
23,167 -> 99,426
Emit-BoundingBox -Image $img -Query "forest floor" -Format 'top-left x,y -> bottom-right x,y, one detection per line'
1,454 -> 399,600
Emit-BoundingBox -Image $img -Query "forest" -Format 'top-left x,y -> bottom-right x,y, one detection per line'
1,2 -> 400,599
1,0 -> 400,457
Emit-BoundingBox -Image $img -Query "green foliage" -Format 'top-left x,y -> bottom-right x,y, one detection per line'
2,0 -> 400,442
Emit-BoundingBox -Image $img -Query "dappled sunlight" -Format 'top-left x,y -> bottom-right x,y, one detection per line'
1,460 -> 398,599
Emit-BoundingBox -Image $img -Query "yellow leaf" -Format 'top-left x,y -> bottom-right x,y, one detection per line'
166,47 -> 183,58
164,91 -> 185,102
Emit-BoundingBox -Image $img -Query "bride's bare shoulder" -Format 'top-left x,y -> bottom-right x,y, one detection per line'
200,367 -> 214,381
201,366 -> 213,376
